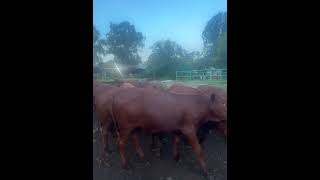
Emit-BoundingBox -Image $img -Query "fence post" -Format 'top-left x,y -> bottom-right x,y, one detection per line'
176,71 -> 177,81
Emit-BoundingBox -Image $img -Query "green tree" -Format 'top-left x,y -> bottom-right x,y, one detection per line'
197,12 -> 227,69
212,32 -> 227,68
93,25 -> 107,65
202,12 -> 227,57
93,25 -> 100,45
93,25 -> 100,65
146,40 -> 189,79
105,21 -> 144,65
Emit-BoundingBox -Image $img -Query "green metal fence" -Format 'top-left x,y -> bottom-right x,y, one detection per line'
176,69 -> 227,81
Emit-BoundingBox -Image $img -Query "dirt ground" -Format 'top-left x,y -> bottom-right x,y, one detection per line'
93,113 -> 227,180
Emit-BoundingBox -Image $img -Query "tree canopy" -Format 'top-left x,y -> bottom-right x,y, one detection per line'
202,12 -> 227,53
105,21 -> 144,65
197,11 -> 227,69
93,11 -> 227,79
146,40 -> 193,79
93,25 -> 107,65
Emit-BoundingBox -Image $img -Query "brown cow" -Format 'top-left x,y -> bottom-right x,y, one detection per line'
93,81 -> 117,150
168,84 -> 208,142
111,79 -> 149,88
93,81 -> 115,137
148,84 -> 201,157
118,81 -> 167,158
168,83 -> 201,94
110,87 -> 218,177
112,79 -> 166,90
93,81 -> 116,99
169,83 -> 227,136
166,84 -> 227,162
197,85 -> 227,136
93,81 -> 145,167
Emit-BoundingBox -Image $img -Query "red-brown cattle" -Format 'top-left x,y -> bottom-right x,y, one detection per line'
110,87 -> 218,176
168,83 -> 227,136
93,81 -> 145,166
93,81 -> 115,130
166,84 -> 227,163
93,81 -> 118,157
197,85 -> 227,136
168,83 -> 200,95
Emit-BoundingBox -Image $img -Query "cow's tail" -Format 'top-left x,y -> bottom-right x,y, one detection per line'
110,95 -> 120,139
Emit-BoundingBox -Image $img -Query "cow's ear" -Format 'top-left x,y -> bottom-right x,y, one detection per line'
210,94 -> 216,102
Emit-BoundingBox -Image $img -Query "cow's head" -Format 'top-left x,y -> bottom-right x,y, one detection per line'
207,93 -> 227,122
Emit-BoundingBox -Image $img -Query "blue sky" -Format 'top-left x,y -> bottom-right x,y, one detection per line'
93,0 -> 227,61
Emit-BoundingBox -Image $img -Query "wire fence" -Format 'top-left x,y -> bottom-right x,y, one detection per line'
176,69 -> 227,81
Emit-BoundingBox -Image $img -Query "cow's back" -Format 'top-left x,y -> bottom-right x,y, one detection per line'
113,88 -> 208,133
168,84 -> 200,95
198,85 -> 226,102
93,82 -> 115,96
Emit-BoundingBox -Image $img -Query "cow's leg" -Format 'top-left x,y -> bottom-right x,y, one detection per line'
93,122 -> 98,142
151,134 -> 156,150
93,110 -> 99,142
131,132 -> 145,161
197,125 -> 210,148
217,121 -> 227,137
96,121 -> 111,167
151,133 -> 162,158
197,129 -> 206,144
182,125 -> 208,177
157,134 -> 164,158
172,134 -> 181,161
102,121 -> 112,154
118,129 -> 131,169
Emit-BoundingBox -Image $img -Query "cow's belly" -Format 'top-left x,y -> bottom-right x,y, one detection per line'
139,111 -> 183,133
